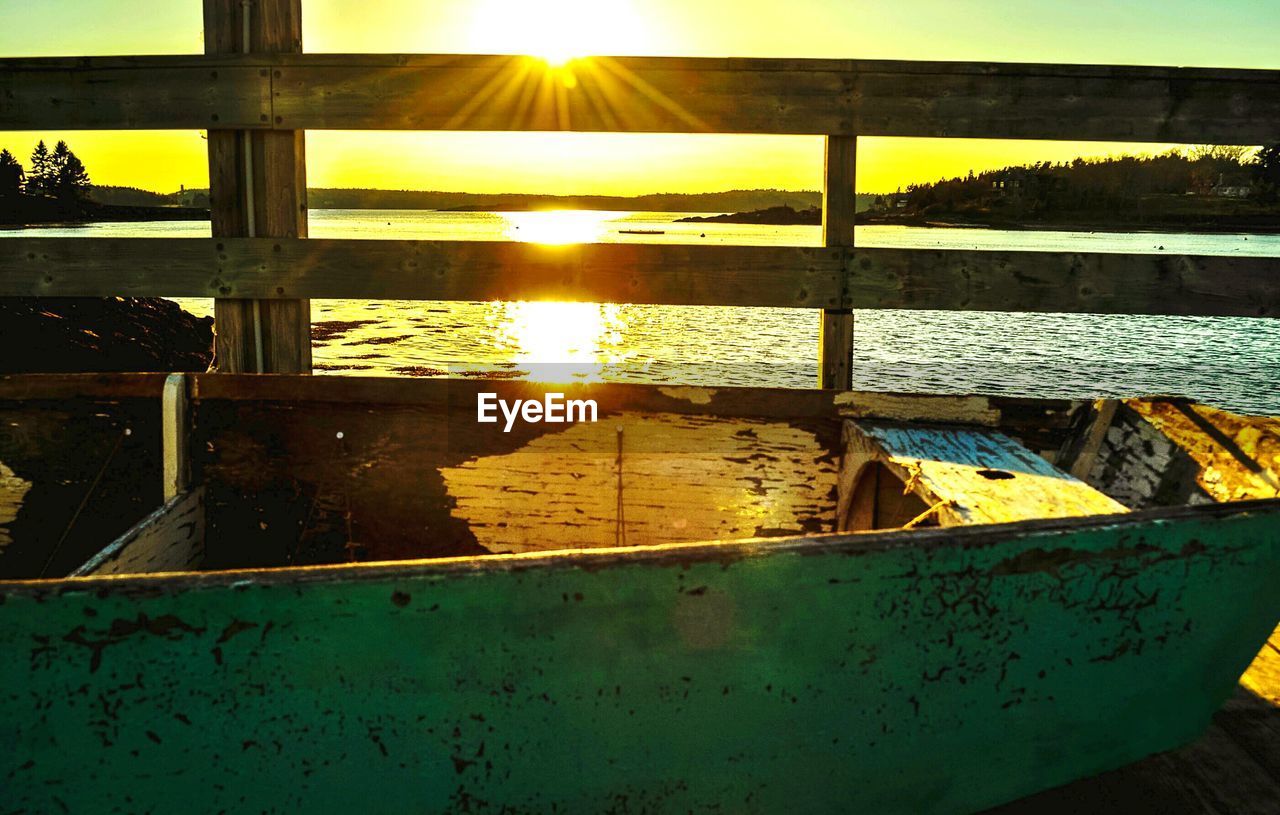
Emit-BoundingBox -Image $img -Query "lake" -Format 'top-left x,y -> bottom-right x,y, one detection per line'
9,209 -> 1280,414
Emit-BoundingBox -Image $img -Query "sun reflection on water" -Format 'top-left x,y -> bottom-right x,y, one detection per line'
489,300 -> 627,381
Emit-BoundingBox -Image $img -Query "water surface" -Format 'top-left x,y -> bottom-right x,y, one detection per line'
9,210 -> 1280,414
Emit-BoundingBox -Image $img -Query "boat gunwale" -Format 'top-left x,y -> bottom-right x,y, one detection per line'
3,497 -> 1276,597
0,371 -> 1080,411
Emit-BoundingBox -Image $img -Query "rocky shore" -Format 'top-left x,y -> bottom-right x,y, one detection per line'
1,298 -> 213,373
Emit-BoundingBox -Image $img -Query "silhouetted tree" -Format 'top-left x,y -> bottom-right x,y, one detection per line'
0,149 -> 23,199
28,140 -> 52,196
50,140 -> 90,203
1253,143 -> 1280,203
896,149 -> 1264,220
50,140 -> 70,179
1190,144 -> 1251,163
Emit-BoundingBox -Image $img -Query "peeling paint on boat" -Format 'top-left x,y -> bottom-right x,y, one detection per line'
0,461 -> 31,554
441,412 -> 839,552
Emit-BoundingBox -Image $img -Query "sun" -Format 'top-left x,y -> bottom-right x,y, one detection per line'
467,0 -> 651,65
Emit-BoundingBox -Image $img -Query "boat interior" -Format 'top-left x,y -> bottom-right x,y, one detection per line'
2,371 -> 1275,582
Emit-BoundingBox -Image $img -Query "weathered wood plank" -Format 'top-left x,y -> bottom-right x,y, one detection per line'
0,57 -> 270,131
440,412 -> 839,553
1127,400 -> 1280,502
184,373 -> 1081,425
71,487 -> 204,577
849,248 -> 1280,317
2,54 -> 1278,141
1068,399 -> 1121,480
2,501 -> 1278,813
6,239 -> 1279,316
0,238 -> 846,309
252,3 -> 312,373
205,124 -> 257,373
192,383 -> 844,566
833,391 -> 1003,425
205,0 -> 260,375
820,135 -> 856,389
1072,403 -> 1210,508
205,0 -> 311,374
0,374 -> 1078,464
840,420 -> 1128,529
851,63 -> 1280,144
0,373 -> 169,401
1080,400 -> 1280,510
270,55 -> 856,134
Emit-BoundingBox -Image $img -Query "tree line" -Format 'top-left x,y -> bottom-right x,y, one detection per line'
881,144 -> 1280,219
0,140 -> 91,203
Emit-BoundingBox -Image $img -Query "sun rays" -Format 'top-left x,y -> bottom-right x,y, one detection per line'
439,55 -> 712,139
441,0 -> 712,140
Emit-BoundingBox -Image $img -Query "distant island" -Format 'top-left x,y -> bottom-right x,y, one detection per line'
303,188 -> 825,214
6,164 -> 825,224
672,146 -> 1280,233
108,186 -> 826,215
862,145 -> 1280,233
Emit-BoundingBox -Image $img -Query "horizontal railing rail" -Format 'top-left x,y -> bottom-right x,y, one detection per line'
3,54 -> 1280,141
2,237 -> 1276,317
0,239 -> 845,308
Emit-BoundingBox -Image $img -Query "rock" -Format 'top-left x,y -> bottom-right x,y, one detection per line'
0,297 -> 213,373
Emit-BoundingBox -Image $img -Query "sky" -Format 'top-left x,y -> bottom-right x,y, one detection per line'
2,0 -> 1278,195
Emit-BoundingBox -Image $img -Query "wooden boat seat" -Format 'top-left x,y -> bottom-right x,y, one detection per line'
837,420 -> 1129,531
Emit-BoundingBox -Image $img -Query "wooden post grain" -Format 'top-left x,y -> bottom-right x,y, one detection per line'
819,135 -> 856,389
204,0 -> 311,373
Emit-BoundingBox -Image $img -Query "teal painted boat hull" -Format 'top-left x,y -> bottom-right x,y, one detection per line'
3,500 -> 1279,813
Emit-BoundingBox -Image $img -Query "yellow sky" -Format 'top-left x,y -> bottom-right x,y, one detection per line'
3,0 -> 1278,195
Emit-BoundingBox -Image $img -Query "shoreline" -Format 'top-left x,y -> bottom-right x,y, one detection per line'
858,214 -> 1280,235
3,209 -> 1278,236
0,198 -> 210,228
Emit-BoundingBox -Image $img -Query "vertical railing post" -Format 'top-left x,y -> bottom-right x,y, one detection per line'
161,373 -> 191,500
819,135 -> 856,390
203,0 -> 311,373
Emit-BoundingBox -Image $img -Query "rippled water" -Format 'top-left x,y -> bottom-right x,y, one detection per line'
9,210 -> 1280,413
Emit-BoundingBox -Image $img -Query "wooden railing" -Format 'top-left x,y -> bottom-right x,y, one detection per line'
1,0 -> 1278,386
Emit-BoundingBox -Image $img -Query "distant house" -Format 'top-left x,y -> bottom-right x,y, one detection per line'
874,192 -> 910,210
992,168 -> 1031,195
1206,173 -> 1253,198
991,168 -> 1061,202
1211,181 -> 1252,198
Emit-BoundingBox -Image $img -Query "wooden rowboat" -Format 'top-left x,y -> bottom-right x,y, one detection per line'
1,373 -> 1277,813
